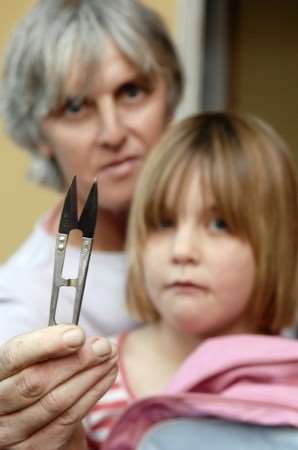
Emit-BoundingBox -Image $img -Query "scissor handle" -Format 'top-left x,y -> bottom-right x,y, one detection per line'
72,236 -> 93,324
49,233 -> 69,326
49,234 -> 93,326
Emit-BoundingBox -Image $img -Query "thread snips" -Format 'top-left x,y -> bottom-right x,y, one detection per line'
49,176 -> 98,326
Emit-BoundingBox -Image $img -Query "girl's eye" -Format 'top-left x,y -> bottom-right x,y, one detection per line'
158,216 -> 175,230
209,217 -> 228,232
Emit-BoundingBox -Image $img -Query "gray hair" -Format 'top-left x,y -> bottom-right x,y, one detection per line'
0,0 -> 184,190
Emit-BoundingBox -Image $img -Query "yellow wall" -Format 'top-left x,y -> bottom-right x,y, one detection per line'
0,0 -> 61,263
0,0 -> 176,262
142,0 -> 176,31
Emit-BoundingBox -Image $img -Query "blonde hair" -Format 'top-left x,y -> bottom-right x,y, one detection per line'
127,112 -> 298,333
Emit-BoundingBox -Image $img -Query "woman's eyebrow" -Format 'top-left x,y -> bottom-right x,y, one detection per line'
118,72 -> 154,89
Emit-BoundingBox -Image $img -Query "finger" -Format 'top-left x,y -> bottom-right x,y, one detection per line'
0,356 -> 117,448
14,370 -> 117,450
0,336 -> 114,414
0,325 -> 86,381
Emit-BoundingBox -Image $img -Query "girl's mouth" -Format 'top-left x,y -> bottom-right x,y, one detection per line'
167,281 -> 207,295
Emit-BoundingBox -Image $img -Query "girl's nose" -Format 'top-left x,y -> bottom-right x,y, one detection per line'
97,100 -> 126,150
171,225 -> 199,265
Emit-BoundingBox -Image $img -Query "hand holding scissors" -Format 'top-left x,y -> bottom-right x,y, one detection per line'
0,177 -> 118,450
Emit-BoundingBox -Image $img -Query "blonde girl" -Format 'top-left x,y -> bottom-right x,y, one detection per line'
86,112 -> 298,448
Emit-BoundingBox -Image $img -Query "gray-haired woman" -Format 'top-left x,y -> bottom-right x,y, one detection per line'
0,1 -> 183,449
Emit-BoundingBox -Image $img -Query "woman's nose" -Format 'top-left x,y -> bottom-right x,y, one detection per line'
97,100 -> 126,150
171,225 -> 199,265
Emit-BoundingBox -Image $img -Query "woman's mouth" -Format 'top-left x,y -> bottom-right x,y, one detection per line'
99,157 -> 141,178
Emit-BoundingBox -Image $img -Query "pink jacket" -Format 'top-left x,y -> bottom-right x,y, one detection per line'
104,334 -> 298,450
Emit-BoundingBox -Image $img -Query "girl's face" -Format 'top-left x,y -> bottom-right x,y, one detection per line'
142,169 -> 256,337
39,39 -> 169,213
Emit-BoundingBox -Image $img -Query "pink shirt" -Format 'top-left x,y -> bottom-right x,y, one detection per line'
103,334 -> 298,450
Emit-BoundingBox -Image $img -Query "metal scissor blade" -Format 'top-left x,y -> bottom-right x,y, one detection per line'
58,176 -> 78,234
78,181 -> 98,238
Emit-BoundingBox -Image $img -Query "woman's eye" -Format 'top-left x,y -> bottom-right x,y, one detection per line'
119,82 -> 145,101
64,97 -> 84,114
61,97 -> 95,117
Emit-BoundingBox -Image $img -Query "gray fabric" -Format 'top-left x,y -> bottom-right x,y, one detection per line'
137,418 -> 298,450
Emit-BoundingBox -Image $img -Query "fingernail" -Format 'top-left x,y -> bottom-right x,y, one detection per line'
92,339 -> 111,357
110,342 -> 118,358
62,328 -> 85,347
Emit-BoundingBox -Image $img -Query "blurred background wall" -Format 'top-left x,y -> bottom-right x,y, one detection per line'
199,0 -> 298,155
231,0 -> 298,155
0,0 -> 297,262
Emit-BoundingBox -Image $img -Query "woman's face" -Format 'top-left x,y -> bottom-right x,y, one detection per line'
142,169 -> 256,338
40,39 -> 169,213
